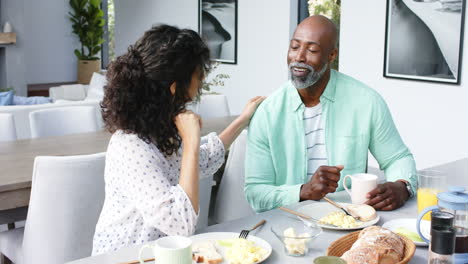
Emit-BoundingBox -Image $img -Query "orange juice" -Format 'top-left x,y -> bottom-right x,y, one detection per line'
417,188 -> 439,220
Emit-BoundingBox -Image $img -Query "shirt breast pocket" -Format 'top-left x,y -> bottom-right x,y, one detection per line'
333,134 -> 368,171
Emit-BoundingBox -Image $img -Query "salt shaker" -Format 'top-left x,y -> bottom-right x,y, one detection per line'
428,227 -> 456,264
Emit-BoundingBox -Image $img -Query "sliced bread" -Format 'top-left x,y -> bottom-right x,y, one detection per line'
346,204 -> 377,221
192,241 -> 223,264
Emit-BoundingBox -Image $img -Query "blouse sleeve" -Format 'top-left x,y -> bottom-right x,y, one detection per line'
120,136 -> 199,236
198,132 -> 225,177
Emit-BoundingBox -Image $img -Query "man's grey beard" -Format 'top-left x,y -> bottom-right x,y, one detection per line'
289,62 -> 328,90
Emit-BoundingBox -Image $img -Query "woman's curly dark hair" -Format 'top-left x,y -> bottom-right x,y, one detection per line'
101,24 -> 211,156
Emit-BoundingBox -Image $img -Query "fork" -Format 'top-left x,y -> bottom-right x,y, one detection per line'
239,219 -> 266,238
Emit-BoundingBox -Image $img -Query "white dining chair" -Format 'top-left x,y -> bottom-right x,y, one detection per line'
0,113 -> 17,141
197,94 -> 231,119
29,106 -> 99,138
0,152 -> 106,264
212,130 -> 255,224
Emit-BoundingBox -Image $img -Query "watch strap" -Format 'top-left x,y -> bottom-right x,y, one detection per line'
397,179 -> 414,199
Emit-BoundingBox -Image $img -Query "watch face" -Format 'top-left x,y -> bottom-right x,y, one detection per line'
406,183 -> 414,198
399,180 -> 413,198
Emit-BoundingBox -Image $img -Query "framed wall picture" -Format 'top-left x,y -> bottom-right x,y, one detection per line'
199,0 -> 238,64
384,0 -> 466,84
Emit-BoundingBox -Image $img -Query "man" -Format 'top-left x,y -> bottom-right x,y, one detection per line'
244,15 -> 416,213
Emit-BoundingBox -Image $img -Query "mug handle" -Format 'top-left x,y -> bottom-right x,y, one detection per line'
138,244 -> 154,264
417,205 -> 439,243
343,175 -> 352,197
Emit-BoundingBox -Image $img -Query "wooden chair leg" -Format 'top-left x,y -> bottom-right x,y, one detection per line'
0,253 -> 12,264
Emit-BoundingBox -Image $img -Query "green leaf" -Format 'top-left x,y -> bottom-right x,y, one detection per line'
74,49 -> 83,59
89,0 -> 101,7
69,0 -> 105,59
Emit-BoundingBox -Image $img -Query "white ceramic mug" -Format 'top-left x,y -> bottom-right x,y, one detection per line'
343,173 -> 378,204
138,236 -> 192,264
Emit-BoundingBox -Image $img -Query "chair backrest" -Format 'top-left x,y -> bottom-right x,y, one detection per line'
197,94 -> 231,119
29,106 -> 99,138
213,130 -> 255,223
0,113 -> 17,141
22,152 -> 106,264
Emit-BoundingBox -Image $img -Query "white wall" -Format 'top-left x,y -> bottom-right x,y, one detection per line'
211,0 -> 297,114
114,0 -> 298,114
114,0 -> 198,57
1,0 -> 27,96
25,0 -> 79,84
1,0 -> 79,96
340,0 -> 468,169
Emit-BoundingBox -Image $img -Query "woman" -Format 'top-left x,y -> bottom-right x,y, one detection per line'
92,24 -> 264,255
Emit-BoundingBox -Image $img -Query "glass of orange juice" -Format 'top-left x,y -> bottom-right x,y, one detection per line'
417,170 -> 446,220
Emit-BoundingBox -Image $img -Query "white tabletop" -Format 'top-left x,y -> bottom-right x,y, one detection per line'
67,191 -> 430,264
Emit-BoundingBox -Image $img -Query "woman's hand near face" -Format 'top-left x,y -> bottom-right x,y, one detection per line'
238,96 -> 266,127
175,111 -> 201,146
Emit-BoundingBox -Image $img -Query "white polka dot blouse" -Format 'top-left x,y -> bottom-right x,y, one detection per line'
92,130 -> 225,255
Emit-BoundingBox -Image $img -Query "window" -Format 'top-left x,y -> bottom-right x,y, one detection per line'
102,0 -> 115,68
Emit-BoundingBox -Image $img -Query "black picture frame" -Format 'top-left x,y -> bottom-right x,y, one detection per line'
198,0 -> 238,64
298,0 -> 309,24
383,0 -> 466,84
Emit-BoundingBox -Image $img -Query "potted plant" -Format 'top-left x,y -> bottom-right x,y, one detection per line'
69,0 -> 105,84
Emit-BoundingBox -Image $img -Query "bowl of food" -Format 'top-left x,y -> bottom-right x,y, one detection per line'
271,218 -> 322,256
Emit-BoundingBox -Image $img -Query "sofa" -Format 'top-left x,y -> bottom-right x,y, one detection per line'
0,73 -> 106,139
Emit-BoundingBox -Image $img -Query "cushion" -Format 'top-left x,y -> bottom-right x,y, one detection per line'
0,91 -> 14,106
85,72 -> 106,101
13,96 -> 52,105
53,99 -> 77,104
50,84 -> 87,101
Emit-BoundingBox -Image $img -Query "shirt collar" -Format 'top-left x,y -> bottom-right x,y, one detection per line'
287,69 -> 337,112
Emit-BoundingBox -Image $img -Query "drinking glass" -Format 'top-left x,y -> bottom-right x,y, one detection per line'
417,170 -> 446,221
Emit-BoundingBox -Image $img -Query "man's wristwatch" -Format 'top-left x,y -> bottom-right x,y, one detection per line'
397,179 -> 414,199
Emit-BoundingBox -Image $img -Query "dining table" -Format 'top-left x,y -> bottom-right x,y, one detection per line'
0,115 -> 238,225
68,170 -> 468,264
67,189 -> 439,264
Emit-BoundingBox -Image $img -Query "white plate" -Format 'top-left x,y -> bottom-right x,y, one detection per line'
297,202 -> 380,230
382,218 -> 430,246
190,232 -> 272,264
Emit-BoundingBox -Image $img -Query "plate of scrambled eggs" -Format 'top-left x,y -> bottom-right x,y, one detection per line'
297,202 -> 380,230
190,232 -> 272,264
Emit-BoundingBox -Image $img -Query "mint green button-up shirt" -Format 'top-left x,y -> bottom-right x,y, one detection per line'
244,70 -> 417,213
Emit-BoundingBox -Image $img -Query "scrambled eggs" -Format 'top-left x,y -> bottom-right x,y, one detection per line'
283,227 -> 311,255
218,238 -> 267,264
319,211 -> 360,228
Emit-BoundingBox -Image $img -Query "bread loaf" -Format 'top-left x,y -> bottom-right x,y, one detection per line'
341,226 -> 405,264
342,245 -> 401,264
